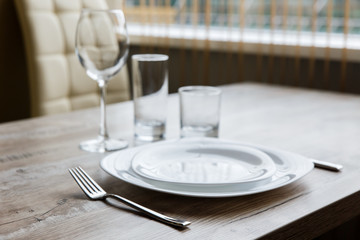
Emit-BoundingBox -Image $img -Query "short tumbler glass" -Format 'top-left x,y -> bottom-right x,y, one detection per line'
132,54 -> 169,142
179,86 -> 221,138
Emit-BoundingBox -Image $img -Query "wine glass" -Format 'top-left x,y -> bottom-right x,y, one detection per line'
75,9 -> 129,153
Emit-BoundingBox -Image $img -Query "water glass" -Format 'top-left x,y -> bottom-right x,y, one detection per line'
132,54 -> 169,141
179,86 -> 221,138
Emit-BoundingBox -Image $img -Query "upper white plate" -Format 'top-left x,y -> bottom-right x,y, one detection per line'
100,138 -> 314,198
131,140 -> 276,187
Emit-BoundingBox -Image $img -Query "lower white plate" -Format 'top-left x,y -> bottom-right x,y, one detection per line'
100,138 -> 314,198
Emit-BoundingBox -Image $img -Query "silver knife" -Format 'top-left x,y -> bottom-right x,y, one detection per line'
310,159 -> 343,172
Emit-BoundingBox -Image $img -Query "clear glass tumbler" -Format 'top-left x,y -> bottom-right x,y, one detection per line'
179,86 -> 221,138
132,54 -> 169,142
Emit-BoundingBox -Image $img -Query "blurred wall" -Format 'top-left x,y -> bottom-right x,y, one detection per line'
129,46 -> 360,95
0,0 -> 30,123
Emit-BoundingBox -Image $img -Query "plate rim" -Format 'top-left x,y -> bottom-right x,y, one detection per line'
100,138 -> 314,198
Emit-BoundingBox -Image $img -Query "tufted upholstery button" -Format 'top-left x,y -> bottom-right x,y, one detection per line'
15,0 -> 130,116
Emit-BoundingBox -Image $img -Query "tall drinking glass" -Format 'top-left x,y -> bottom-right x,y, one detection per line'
132,54 -> 169,142
75,9 -> 129,152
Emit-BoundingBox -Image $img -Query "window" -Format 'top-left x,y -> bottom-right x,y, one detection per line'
123,0 -> 360,61
124,0 -> 359,33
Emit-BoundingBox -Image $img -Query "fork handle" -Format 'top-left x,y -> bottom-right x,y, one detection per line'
106,193 -> 191,228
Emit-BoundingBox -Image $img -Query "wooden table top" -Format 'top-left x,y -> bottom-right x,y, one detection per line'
1,83 -> 360,239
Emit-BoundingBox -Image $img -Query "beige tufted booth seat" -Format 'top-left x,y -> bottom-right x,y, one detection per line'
14,0 -> 130,117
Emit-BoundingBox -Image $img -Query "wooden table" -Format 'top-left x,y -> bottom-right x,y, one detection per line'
2,83 -> 360,239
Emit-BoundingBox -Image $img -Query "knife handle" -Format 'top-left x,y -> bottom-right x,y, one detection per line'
311,159 -> 343,172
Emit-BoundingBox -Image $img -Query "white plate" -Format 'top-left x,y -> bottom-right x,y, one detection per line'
131,140 -> 276,187
100,138 -> 314,198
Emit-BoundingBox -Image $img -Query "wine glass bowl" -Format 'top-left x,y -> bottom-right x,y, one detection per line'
75,9 -> 129,152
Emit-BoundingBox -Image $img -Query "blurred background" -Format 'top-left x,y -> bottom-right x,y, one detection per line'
1,0 -> 360,121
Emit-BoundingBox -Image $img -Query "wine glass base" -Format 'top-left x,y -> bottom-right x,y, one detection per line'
79,138 -> 128,153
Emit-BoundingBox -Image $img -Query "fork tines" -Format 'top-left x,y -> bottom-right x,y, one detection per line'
69,166 -> 104,197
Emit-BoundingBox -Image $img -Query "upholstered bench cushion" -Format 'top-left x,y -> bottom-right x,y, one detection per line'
15,0 -> 130,116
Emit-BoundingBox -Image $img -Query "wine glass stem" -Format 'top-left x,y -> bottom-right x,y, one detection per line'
98,80 -> 109,141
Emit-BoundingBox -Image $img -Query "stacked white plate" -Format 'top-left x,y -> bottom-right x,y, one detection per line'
100,138 -> 314,197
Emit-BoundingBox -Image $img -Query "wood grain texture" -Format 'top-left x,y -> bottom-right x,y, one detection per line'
1,83 -> 360,239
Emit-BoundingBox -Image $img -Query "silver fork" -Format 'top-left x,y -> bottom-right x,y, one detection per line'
69,167 -> 191,228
